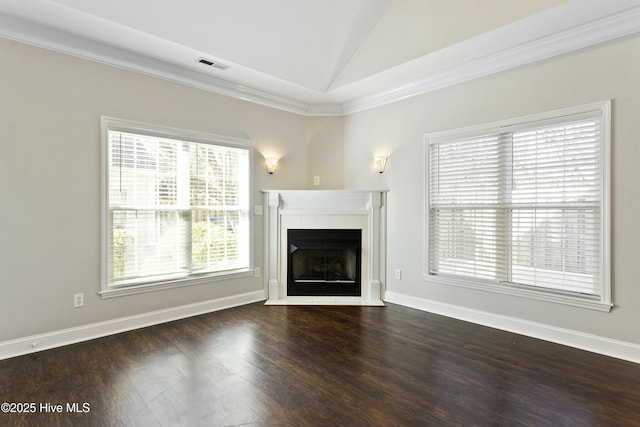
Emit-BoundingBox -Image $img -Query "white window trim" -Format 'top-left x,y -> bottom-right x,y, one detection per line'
100,116 -> 254,298
423,101 -> 612,312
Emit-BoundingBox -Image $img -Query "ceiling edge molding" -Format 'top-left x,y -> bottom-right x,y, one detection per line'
1,6 -> 639,117
0,11 -> 342,116
341,5 -> 640,115
305,104 -> 345,116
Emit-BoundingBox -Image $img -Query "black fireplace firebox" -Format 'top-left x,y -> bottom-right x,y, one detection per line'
287,229 -> 362,296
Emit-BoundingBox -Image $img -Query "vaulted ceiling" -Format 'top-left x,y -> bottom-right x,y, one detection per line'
1,0 -> 640,115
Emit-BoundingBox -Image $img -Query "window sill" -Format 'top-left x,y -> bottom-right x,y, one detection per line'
423,274 -> 613,312
100,269 -> 254,299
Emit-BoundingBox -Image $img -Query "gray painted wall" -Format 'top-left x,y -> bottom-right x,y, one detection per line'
0,38 -> 342,342
2,30 -> 639,350
342,33 -> 640,345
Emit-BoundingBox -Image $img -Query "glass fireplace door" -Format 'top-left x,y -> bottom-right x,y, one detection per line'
287,229 -> 361,296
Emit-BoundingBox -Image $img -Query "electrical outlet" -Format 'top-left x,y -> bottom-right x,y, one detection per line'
313,176 -> 320,186
254,267 -> 261,277
73,293 -> 84,308
254,205 -> 263,215
394,269 -> 402,280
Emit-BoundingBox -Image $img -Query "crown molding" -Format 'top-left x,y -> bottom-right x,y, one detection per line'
341,5 -> 640,115
1,5 -> 639,117
0,11 -> 338,116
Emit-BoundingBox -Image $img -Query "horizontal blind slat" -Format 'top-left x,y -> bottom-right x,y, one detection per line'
108,128 -> 250,286
428,115 -> 603,297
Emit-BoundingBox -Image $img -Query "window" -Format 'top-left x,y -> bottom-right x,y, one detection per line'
101,117 -> 252,296
425,101 -> 611,311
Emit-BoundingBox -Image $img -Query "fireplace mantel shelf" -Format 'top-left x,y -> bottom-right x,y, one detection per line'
261,189 -> 388,214
262,190 -> 388,306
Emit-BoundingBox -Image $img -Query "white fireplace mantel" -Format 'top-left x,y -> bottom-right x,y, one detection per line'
262,190 -> 387,305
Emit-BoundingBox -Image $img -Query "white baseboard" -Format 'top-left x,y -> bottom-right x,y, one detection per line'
384,291 -> 640,364
6,290 -> 637,364
0,290 -> 266,361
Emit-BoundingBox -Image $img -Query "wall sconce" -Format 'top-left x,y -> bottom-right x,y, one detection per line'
374,155 -> 388,174
265,156 -> 279,174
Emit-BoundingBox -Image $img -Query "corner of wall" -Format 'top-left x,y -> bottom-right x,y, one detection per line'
305,116 -> 345,189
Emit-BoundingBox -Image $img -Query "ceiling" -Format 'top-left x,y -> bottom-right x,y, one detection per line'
1,0 -> 640,115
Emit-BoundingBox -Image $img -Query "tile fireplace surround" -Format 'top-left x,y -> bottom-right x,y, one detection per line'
262,190 -> 387,306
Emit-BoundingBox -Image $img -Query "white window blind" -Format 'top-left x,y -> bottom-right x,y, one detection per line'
103,118 -> 251,291
426,102 -> 610,309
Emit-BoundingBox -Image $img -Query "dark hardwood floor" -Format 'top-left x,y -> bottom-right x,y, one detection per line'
1,302 -> 639,426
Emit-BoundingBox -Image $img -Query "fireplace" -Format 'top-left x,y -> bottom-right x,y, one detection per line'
287,229 -> 361,296
263,190 -> 387,305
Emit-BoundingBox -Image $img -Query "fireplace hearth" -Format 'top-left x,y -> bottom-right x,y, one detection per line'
287,229 -> 361,296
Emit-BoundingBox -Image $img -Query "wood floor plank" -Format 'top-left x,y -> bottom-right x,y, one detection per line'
1,302 -> 639,426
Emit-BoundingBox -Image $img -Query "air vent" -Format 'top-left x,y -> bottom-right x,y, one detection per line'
197,58 -> 229,70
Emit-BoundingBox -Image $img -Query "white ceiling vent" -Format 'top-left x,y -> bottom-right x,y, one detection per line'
197,58 -> 229,70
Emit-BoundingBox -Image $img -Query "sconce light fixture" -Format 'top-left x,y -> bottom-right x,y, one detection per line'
265,156 -> 279,174
374,155 -> 388,174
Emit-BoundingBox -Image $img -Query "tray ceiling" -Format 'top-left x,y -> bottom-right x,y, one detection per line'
1,0 -> 639,115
